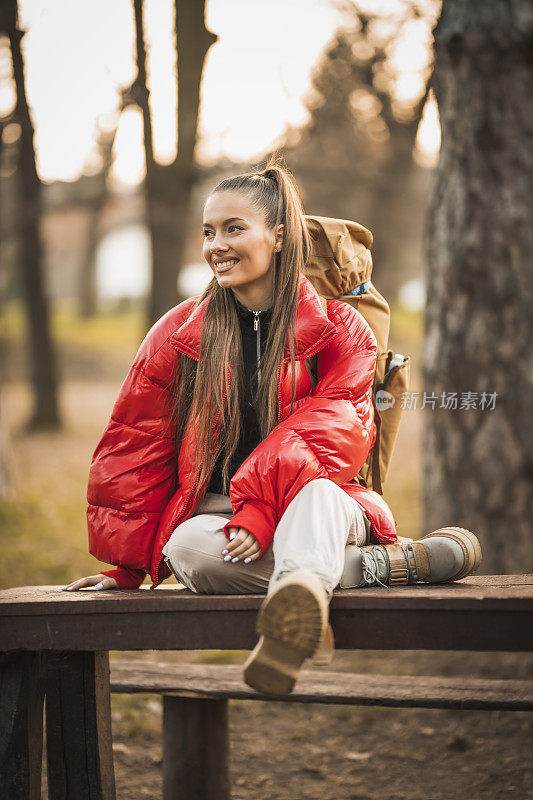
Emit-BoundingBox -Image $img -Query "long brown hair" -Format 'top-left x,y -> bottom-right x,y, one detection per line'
166,157 -> 311,494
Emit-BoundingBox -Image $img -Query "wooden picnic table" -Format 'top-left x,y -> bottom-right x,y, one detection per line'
1,573 -> 532,799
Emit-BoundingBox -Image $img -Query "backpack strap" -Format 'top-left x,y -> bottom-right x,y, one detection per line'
371,397 -> 383,495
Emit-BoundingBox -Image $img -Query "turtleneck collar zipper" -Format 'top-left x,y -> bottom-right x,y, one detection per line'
235,298 -> 269,389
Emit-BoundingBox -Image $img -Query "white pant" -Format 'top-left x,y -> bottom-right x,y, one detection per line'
162,478 -> 371,596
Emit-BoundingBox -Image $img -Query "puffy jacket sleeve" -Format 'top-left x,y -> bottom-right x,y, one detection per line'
224,305 -> 377,556
86,301 -> 195,587
98,565 -> 147,590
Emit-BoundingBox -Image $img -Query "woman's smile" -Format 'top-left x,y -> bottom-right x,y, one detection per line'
214,257 -> 240,273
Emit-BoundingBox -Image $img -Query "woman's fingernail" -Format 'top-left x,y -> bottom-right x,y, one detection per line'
229,532 -> 236,541
244,557 -> 251,564
60,586 -> 66,590
66,587 -> 73,591
231,557 -> 239,563
95,583 -> 104,591
222,549 -> 228,555
224,555 -> 232,562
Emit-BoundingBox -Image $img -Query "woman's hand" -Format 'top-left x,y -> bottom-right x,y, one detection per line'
222,527 -> 261,563
61,574 -> 118,591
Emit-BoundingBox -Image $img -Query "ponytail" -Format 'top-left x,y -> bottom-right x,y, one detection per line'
167,156 -> 309,494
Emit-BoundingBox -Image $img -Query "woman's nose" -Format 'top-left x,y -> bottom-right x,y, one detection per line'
210,232 -> 229,252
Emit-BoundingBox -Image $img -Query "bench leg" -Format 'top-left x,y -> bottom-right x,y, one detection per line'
163,695 -> 230,800
45,650 -> 116,800
0,650 -> 45,800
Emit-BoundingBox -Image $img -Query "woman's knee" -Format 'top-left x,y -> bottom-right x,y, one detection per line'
299,477 -> 332,495
166,546 -> 230,594
165,539 -> 273,595
163,515 -> 273,595
163,516 -> 228,593
164,514 -> 227,561
299,477 -> 347,498
294,477 -> 350,509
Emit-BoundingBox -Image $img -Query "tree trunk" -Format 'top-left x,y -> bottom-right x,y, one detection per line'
78,200 -> 100,318
423,0 -> 533,573
369,83 -> 431,300
4,1 -> 61,429
78,125 -> 118,318
132,0 -> 217,333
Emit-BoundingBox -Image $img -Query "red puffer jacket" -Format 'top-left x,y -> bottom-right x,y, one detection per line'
89,274 -> 397,590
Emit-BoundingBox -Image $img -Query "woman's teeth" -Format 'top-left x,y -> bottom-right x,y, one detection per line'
215,259 -> 239,270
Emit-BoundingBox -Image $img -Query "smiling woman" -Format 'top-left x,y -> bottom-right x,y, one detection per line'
65,157 -> 481,699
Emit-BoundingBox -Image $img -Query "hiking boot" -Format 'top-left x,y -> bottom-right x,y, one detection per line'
310,618 -> 335,666
356,527 -> 482,587
243,571 -> 331,696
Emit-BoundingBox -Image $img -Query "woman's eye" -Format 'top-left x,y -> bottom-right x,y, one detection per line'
202,225 -> 242,238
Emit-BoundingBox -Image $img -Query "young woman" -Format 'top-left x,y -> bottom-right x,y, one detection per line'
62,161 -> 481,696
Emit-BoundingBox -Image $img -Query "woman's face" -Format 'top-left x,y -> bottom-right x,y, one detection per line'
202,190 -> 283,309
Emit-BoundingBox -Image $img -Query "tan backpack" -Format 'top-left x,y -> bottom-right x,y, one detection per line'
302,215 -> 410,495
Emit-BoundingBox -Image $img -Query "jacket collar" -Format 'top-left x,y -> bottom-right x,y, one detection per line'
234,294 -> 273,335
170,274 -> 337,360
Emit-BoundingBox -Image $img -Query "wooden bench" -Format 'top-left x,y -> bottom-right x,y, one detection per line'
1,574 -> 532,800
110,659 -> 533,800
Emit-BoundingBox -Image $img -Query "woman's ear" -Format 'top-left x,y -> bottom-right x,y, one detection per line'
275,223 -> 284,252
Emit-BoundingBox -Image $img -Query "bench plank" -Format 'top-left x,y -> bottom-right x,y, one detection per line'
110,660 -> 533,711
1,576 -> 532,653
1,574 -> 532,614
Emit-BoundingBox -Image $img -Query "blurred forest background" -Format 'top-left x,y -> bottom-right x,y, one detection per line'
1,3 -> 532,797
0,0 -> 531,595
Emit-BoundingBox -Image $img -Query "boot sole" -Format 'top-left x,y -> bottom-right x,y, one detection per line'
311,620 -> 335,666
243,574 -> 329,696
421,526 -> 482,581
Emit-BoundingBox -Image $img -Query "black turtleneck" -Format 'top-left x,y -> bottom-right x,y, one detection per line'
206,295 -> 273,496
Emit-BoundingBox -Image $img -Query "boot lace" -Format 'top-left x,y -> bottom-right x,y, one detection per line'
361,548 -> 389,589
